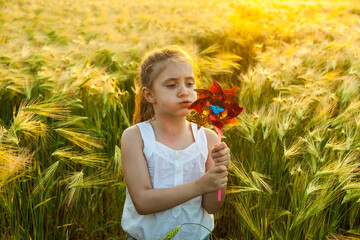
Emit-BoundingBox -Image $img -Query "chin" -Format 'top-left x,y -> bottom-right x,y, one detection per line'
183,110 -> 192,116
177,109 -> 191,116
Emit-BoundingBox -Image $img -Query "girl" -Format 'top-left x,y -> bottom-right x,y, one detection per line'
121,46 -> 231,240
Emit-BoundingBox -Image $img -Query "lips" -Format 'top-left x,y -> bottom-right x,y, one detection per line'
179,100 -> 192,106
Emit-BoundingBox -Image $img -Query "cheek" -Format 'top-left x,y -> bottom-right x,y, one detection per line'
189,90 -> 197,100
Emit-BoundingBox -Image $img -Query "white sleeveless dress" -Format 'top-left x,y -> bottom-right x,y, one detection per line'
121,121 -> 214,240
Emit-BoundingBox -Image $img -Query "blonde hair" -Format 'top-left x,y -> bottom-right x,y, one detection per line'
132,45 -> 200,124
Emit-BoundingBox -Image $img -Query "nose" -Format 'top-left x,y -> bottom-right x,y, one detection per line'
178,83 -> 188,97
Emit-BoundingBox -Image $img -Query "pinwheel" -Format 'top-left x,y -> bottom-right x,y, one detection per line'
188,79 -> 245,201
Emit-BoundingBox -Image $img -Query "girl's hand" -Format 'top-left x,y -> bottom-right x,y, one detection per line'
211,142 -> 230,169
198,165 -> 228,194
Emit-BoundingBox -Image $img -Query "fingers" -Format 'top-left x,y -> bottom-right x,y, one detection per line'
215,161 -> 230,169
212,146 -> 231,168
213,166 -> 228,178
213,153 -> 230,163
211,142 -> 227,153
212,149 -> 230,159
218,174 -> 228,187
211,143 -> 230,167
208,166 -> 228,191
211,145 -> 230,158
220,177 -> 228,184
213,165 -> 227,172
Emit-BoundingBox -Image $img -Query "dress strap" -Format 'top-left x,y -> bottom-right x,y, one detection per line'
135,121 -> 155,160
190,122 -> 208,159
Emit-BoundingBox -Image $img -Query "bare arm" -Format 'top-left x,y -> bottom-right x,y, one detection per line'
121,126 -> 205,215
202,128 -> 228,214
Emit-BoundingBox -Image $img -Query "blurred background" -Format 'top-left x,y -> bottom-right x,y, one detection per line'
0,0 -> 360,239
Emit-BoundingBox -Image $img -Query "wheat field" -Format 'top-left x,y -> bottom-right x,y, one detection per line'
1,0 -> 360,239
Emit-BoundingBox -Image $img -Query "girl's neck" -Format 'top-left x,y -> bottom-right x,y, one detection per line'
149,116 -> 189,137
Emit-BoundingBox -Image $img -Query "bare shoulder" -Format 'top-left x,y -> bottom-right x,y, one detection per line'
203,127 -> 218,150
121,125 -> 143,148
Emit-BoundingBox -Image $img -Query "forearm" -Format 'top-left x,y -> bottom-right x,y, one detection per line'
136,179 -> 203,215
202,184 -> 227,214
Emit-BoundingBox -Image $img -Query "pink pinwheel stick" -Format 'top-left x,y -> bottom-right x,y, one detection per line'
214,126 -> 223,201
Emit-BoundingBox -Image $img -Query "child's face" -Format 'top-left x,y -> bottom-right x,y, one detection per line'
148,59 -> 197,118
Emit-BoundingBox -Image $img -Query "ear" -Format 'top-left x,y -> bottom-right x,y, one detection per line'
142,87 -> 156,104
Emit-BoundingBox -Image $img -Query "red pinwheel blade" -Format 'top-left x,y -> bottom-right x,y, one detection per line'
210,78 -> 223,95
